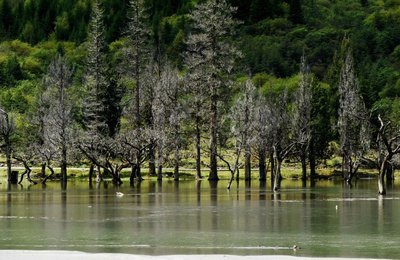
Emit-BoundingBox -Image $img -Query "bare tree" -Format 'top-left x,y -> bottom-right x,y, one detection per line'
230,79 -> 257,181
376,115 -> 400,195
254,94 -> 272,181
269,89 -> 297,191
13,120 -> 37,184
293,54 -> 313,180
153,64 -> 184,181
80,135 -> 127,185
43,54 -> 74,183
0,107 -> 15,182
36,130 -> 58,184
338,48 -> 369,184
185,0 -> 241,181
117,128 -> 151,184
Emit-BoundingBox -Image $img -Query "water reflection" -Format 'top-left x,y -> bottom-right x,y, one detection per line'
0,179 -> 400,258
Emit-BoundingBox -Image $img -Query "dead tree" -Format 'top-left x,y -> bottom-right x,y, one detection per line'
0,107 -> 15,182
254,94 -> 272,181
230,79 -> 257,181
293,54 -> 313,180
117,129 -> 151,184
43,54 -> 74,183
79,136 -> 127,185
376,115 -> 400,195
269,89 -> 297,191
153,64 -> 185,181
338,48 -> 370,184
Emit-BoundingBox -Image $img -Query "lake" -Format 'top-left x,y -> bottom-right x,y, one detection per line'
1,178 -> 400,258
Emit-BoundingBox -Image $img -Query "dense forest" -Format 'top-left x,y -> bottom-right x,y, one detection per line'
0,0 -> 399,195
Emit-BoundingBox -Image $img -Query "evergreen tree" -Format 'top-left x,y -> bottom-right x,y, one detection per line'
120,0 -> 152,181
84,0 -> 108,135
185,0 -> 241,181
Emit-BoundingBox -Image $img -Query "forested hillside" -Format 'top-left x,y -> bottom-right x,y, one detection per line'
0,0 -> 399,194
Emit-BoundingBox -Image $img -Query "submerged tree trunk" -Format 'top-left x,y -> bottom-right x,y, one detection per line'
6,150 -> 12,182
378,158 -> 388,195
209,93 -> 219,181
42,164 -> 55,184
41,163 -> 46,178
96,165 -> 103,183
273,159 -> 282,192
244,145 -> 251,181
18,161 -> 36,184
148,142 -> 156,177
130,165 -> 136,185
386,163 -> 394,182
269,152 -> 275,181
61,141 -> 67,183
88,164 -> 94,183
259,147 -> 267,181
195,116 -> 202,179
309,139 -> 316,179
300,148 -> 307,180
157,143 -> 163,180
173,144 -> 179,181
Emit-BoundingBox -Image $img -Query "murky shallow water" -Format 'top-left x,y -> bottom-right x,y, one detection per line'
1,178 -> 400,258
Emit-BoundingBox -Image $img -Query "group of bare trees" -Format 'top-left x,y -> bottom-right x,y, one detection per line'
0,0 -> 398,196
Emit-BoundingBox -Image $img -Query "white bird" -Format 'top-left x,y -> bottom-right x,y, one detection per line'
116,192 -> 124,197
335,205 -> 338,210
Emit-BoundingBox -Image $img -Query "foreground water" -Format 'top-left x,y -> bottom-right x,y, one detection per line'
1,178 -> 400,258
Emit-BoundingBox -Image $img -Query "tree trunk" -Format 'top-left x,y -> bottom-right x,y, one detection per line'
6,150 -> 12,182
130,165 -> 136,185
386,163 -> 394,182
18,161 -> 35,184
273,159 -> 282,192
300,148 -> 307,180
244,145 -> 251,181
208,95 -> 219,181
96,165 -> 102,182
378,159 -> 387,195
61,148 -> 67,183
148,141 -> 156,177
5,135 -> 12,182
135,151 -> 143,181
88,164 -> 94,183
157,143 -> 163,181
41,163 -> 46,178
309,139 -> 316,179
173,144 -> 179,181
269,152 -> 275,181
42,165 -> 55,184
259,147 -> 266,181
136,165 -> 142,182
113,169 -> 123,185
195,116 -> 202,179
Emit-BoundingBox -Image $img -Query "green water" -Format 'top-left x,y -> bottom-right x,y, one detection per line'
1,178 -> 400,258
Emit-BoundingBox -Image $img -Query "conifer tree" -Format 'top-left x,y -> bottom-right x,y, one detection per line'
185,0 -> 241,181
79,0 -> 110,183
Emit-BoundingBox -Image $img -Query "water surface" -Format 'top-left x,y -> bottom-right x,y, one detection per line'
1,178 -> 400,258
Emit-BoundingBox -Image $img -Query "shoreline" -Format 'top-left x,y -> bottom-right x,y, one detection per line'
1,250 -> 384,260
